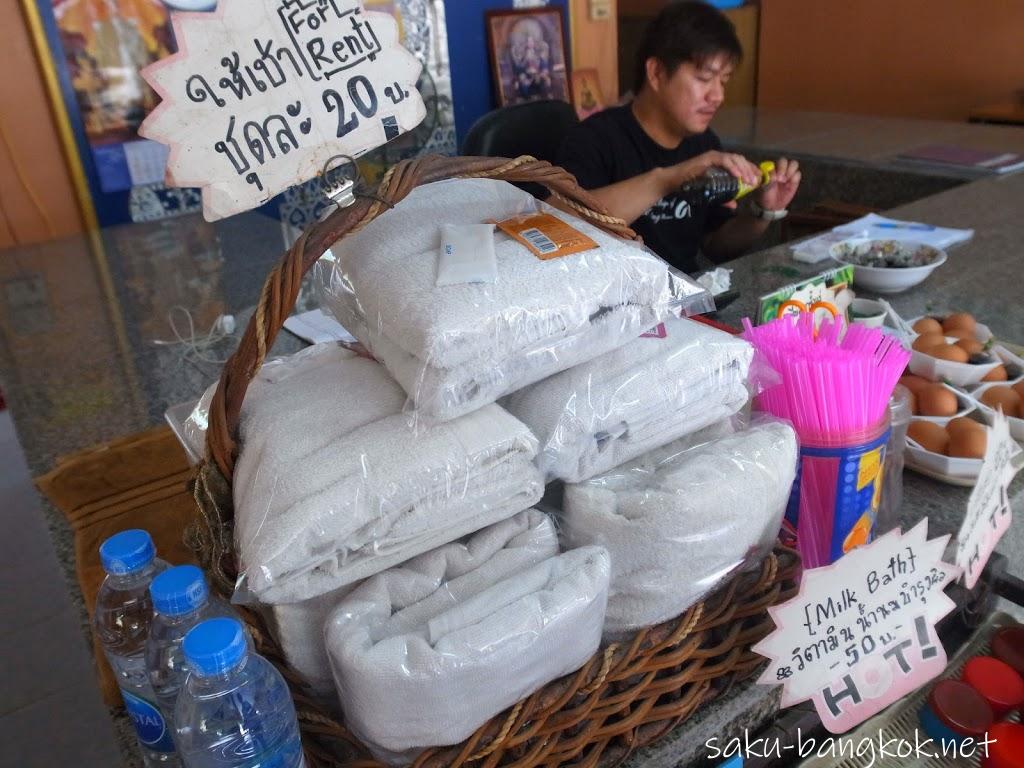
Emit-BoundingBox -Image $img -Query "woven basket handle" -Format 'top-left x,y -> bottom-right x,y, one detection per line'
204,154 -> 636,481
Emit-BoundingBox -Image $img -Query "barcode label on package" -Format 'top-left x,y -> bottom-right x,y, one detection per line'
494,212 -> 599,260
519,228 -> 558,254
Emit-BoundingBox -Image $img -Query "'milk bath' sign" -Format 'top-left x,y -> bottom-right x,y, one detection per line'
141,0 -> 426,220
754,522 -> 959,733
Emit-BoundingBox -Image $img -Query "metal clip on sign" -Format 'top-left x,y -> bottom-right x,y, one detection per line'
320,155 -> 359,217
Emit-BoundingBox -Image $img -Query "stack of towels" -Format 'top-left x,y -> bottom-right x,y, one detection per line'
233,343 -> 544,605
210,176 -> 800,757
317,178 -> 708,421
503,316 -> 754,482
325,510 -> 609,762
560,420 -> 798,636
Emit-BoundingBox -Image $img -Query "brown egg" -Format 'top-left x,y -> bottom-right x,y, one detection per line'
899,374 -> 933,394
947,416 -> 985,437
942,313 -> 977,334
1014,381 -> 1024,402
917,385 -> 959,417
983,365 -> 1009,382
913,317 -> 943,336
928,344 -> 970,364
948,428 -> 988,459
945,328 -> 977,342
907,390 -> 918,415
980,386 -> 1022,418
908,421 -> 950,455
913,333 -> 948,352
956,339 -> 985,356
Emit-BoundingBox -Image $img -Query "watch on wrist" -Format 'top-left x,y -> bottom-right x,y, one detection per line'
748,199 -> 789,221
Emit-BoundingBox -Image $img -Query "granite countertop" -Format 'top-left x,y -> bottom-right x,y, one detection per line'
713,107 -> 1024,180
0,111 -> 1022,768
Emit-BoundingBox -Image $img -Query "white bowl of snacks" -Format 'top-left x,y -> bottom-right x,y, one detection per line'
831,238 -> 946,294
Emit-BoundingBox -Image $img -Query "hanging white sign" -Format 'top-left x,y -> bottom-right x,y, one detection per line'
956,411 -> 1021,589
140,0 -> 426,221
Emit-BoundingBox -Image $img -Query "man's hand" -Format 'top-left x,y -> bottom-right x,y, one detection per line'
756,157 -> 801,211
669,150 -> 762,192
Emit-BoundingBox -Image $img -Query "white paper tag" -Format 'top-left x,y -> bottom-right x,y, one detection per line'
754,521 -> 959,733
436,223 -> 498,286
956,412 -> 1020,589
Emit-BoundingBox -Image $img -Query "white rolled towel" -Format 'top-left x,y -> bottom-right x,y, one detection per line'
233,343 -> 544,604
325,544 -> 611,763
502,316 -> 754,482
262,509 -> 558,696
562,420 -> 797,636
317,177 -> 709,421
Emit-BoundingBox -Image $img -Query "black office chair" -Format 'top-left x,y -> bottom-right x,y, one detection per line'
461,99 -> 580,162
461,100 -> 580,197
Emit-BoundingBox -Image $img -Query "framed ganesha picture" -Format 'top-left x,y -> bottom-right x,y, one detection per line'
485,8 -> 570,107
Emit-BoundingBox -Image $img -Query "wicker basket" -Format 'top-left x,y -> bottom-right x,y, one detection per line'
189,154 -> 801,768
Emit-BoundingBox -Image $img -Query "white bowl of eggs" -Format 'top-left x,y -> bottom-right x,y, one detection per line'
907,312 -> 1001,387
971,380 -> 1024,441
906,416 -> 989,486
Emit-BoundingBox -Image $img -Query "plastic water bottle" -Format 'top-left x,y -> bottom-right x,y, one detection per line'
176,618 -> 305,768
95,530 -> 180,767
147,565 -> 236,731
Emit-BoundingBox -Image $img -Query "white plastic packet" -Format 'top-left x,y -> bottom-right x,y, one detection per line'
561,418 -> 798,636
316,178 -> 714,421
436,223 -> 497,286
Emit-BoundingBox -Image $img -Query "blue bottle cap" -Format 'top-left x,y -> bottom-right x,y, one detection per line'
183,618 -> 248,677
99,530 -> 156,576
150,565 -> 209,616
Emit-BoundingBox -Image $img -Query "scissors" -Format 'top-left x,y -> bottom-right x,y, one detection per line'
777,299 -> 839,319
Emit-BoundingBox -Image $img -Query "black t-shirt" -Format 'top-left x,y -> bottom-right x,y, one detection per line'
557,104 -> 733,274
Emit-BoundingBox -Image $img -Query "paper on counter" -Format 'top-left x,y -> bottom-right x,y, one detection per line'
790,230 -> 865,264
833,213 -> 974,249
283,309 -> 357,345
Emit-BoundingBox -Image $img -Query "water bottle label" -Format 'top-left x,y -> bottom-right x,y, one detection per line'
122,689 -> 176,753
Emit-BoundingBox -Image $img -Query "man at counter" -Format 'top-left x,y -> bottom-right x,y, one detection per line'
558,1 -> 802,275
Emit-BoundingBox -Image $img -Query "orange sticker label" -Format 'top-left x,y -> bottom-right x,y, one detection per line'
494,213 -> 598,260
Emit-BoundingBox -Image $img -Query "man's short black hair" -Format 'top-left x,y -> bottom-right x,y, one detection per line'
633,1 -> 743,94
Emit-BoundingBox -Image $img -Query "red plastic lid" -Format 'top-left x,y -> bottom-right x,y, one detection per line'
927,679 -> 994,736
985,723 -> 1024,768
992,627 -> 1024,677
963,656 -> 1024,710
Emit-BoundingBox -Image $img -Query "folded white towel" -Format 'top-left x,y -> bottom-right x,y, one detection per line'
233,343 -> 544,604
561,421 -> 797,636
262,510 -> 558,696
318,178 -> 709,420
325,544 -> 610,763
502,316 -> 754,482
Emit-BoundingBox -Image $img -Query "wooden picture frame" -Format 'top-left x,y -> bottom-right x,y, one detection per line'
485,8 -> 570,107
570,68 -> 605,120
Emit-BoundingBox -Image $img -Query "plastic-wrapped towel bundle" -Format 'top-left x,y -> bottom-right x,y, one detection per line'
316,178 -> 713,421
502,316 -> 754,482
233,343 -> 544,604
262,510 -> 558,697
561,420 -> 797,636
261,585 -> 353,697
325,542 -> 610,763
